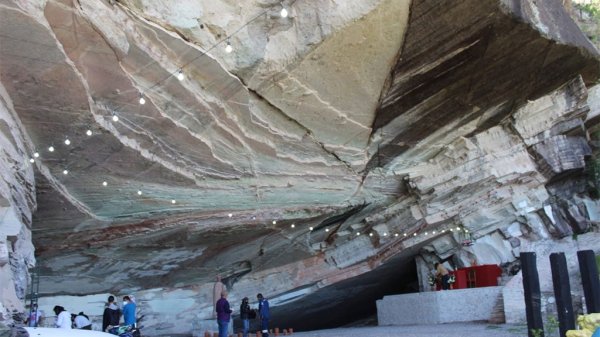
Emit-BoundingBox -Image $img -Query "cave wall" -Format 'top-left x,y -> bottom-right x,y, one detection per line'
0,83 -> 36,327
0,0 -> 599,335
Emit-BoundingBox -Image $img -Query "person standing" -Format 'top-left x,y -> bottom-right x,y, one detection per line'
103,295 -> 121,332
27,304 -> 44,327
52,305 -> 72,329
215,291 -> 232,337
213,275 -> 225,319
240,297 -> 252,337
122,295 -> 136,327
435,262 -> 451,290
257,293 -> 270,337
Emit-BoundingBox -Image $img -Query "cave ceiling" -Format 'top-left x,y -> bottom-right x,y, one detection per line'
0,0 -> 599,299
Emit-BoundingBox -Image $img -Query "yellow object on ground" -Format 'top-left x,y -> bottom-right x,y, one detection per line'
566,329 -> 592,337
567,314 -> 600,337
580,314 -> 600,331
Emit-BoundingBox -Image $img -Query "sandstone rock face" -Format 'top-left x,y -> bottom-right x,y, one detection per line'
0,82 -> 37,325
0,0 -> 600,335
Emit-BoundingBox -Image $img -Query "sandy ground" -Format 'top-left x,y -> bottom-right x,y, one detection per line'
290,323 -> 529,337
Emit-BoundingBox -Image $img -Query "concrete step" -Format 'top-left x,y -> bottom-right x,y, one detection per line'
488,293 -> 506,324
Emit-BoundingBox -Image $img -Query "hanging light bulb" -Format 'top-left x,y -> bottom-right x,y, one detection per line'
325,228 -> 329,232
290,224 -> 295,228
403,233 -> 407,237
139,94 -> 146,105
48,146 -> 55,152
225,41 -> 233,53
137,190 -> 142,195
395,233 -> 399,237
177,69 -> 184,81
29,158 -> 35,163
369,233 -> 373,237
102,181 -> 107,186
86,129 -> 92,136
309,226 -> 313,231
413,233 -> 417,236
356,232 -> 360,236
280,6 -> 288,18
272,220 -> 277,225
171,199 -> 176,204
383,233 -> 388,236
33,152 -> 39,158
112,114 -> 119,122
64,138 -> 71,145
228,213 -> 233,218
62,169 -> 68,175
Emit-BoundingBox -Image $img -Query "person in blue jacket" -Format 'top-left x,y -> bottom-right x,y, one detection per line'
257,293 -> 270,337
122,295 -> 136,327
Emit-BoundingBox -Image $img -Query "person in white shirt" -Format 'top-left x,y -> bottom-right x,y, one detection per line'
52,305 -> 72,329
74,312 -> 92,330
26,304 -> 44,327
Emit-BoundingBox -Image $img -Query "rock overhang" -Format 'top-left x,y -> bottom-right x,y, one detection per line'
1,0 -> 600,333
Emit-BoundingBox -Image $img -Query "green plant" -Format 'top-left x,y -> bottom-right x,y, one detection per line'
531,328 -> 544,337
577,1 -> 600,17
572,0 -> 600,48
546,316 -> 559,336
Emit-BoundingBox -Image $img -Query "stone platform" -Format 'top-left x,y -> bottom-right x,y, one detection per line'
292,323 -> 525,337
377,287 -> 503,325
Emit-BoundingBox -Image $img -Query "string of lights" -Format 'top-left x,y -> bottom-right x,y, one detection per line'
7,2 -> 481,244
22,2 -> 291,173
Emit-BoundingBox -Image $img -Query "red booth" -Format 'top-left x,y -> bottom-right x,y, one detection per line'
447,264 -> 502,290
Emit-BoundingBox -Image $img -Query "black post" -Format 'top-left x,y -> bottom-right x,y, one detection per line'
550,253 -> 575,337
577,250 -> 600,313
521,252 -> 544,337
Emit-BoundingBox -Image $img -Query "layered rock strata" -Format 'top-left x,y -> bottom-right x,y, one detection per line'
0,83 -> 36,326
0,0 -> 599,335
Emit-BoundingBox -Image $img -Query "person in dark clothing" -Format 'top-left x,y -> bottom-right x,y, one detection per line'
216,291 -> 232,337
102,295 -> 121,332
240,297 -> 252,337
257,293 -> 270,337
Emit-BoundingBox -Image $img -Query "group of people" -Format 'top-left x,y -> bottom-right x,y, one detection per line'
40,295 -> 136,332
102,295 -> 137,332
216,291 -> 270,337
51,306 -> 91,329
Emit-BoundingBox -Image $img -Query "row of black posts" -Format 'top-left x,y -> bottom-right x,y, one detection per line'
521,250 -> 600,337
